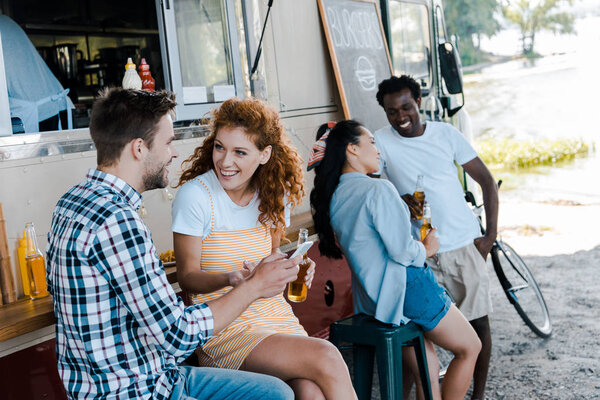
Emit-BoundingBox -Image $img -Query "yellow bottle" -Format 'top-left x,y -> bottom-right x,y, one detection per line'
17,230 -> 30,296
420,202 -> 432,241
24,222 -> 49,299
287,228 -> 310,302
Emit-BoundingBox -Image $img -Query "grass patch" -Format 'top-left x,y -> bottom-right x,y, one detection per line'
475,137 -> 594,170
500,224 -> 555,237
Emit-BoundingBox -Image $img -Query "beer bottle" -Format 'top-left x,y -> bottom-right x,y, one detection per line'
420,202 -> 432,241
24,222 -> 49,299
413,175 -> 425,219
287,228 -> 311,302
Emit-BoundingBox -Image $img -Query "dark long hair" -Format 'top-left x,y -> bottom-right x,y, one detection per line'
310,120 -> 364,259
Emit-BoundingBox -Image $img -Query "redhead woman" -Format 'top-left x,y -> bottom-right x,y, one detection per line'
172,98 -> 356,399
310,120 -> 481,400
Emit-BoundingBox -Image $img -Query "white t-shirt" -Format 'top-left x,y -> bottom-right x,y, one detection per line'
171,169 -> 290,239
375,121 -> 481,253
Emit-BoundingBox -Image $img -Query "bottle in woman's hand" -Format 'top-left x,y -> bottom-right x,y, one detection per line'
420,202 -> 432,241
287,229 -> 311,302
421,203 -> 439,257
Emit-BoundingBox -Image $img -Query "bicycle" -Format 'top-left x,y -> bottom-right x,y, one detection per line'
466,181 -> 552,338
437,180 -> 552,378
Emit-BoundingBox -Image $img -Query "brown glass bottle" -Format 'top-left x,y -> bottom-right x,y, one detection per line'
413,175 -> 425,220
420,202 -> 432,241
287,229 -> 311,302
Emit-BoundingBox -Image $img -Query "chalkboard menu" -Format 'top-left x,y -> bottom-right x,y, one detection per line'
317,0 -> 393,133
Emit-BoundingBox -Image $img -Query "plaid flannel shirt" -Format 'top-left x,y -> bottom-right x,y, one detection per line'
47,169 -> 213,400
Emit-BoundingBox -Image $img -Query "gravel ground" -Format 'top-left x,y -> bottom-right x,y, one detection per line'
341,200 -> 600,399
483,244 -> 600,399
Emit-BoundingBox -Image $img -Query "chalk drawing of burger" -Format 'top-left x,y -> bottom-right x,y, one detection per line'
355,56 -> 377,91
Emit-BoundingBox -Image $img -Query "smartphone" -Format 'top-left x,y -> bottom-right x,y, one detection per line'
289,241 -> 314,259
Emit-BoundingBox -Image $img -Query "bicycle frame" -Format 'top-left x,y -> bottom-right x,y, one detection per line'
463,182 -> 552,338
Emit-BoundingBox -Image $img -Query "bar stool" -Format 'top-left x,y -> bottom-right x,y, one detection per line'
329,314 -> 433,400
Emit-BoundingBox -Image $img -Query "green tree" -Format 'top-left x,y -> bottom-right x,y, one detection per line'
502,0 -> 575,55
443,0 -> 501,66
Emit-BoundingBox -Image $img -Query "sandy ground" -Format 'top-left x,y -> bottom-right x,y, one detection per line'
343,196 -> 600,399
482,198 -> 600,399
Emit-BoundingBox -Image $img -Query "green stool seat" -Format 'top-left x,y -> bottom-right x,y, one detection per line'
329,314 -> 433,400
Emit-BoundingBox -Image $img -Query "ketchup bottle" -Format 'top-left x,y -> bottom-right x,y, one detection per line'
138,58 -> 156,92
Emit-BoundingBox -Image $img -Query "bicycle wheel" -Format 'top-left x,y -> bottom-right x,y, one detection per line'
491,240 -> 552,338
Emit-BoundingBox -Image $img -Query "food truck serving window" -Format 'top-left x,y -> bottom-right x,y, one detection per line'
159,0 -> 244,121
387,1 -> 432,89
0,0 -> 169,137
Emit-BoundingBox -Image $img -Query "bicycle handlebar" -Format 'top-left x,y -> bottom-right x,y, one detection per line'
466,179 -> 502,237
465,179 -> 502,208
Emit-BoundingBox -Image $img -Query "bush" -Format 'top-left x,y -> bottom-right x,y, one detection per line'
476,137 -> 593,170
458,40 -> 486,66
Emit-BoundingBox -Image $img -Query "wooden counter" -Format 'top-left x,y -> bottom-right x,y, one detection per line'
0,296 -> 55,342
0,266 -> 178,343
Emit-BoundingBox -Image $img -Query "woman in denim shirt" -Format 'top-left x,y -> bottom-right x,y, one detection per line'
310,120 -> 481,400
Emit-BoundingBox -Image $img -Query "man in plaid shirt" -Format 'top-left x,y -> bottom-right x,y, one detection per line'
46,88 -> 300,400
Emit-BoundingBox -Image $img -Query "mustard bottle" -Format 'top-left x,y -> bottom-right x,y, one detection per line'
122,57 -> 142,90
17,230 -> 30,296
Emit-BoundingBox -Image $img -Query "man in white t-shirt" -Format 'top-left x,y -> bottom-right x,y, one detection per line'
374,75 -> 498,400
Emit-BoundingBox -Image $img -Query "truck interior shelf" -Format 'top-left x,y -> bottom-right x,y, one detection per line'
23,23 -> 159,35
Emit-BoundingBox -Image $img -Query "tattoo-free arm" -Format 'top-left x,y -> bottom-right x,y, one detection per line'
173,232 -> 236,293
462,157 -> 499,260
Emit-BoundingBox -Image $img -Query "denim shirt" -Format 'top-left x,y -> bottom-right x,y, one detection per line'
330,172 -> 426,325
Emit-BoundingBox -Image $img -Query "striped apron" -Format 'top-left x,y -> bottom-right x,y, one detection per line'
189,179 -> 307,369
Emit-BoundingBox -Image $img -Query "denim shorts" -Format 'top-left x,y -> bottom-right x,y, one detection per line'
403,264 -> 452,331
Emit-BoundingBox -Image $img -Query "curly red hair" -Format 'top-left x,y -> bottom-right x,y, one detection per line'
178,98 -> 305,237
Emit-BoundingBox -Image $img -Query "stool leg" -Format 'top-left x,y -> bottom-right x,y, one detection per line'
392,339 -> 404,400
376,336 -> 400,400
413,335 -> 433,400
353,344 -> 375,400
328,327 -> 340,348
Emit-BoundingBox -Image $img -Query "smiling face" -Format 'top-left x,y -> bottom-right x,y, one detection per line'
382,88 -> 424,138
212,126 -> 272,201
348,127 -> 380,175
142,114 -> 178,191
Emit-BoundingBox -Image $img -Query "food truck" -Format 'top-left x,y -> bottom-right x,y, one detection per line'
0,0 -> 467,397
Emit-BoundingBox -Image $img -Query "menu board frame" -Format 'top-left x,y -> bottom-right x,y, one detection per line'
317,0 -> 394,132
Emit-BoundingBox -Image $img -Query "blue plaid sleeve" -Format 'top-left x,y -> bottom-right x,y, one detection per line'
90,208 -> 213,359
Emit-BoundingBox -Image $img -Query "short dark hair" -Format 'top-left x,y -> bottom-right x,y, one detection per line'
376,75 -> 421,107
89,88 -> 177,166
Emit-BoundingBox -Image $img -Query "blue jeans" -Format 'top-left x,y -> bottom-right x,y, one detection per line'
169,366 -> 294,400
